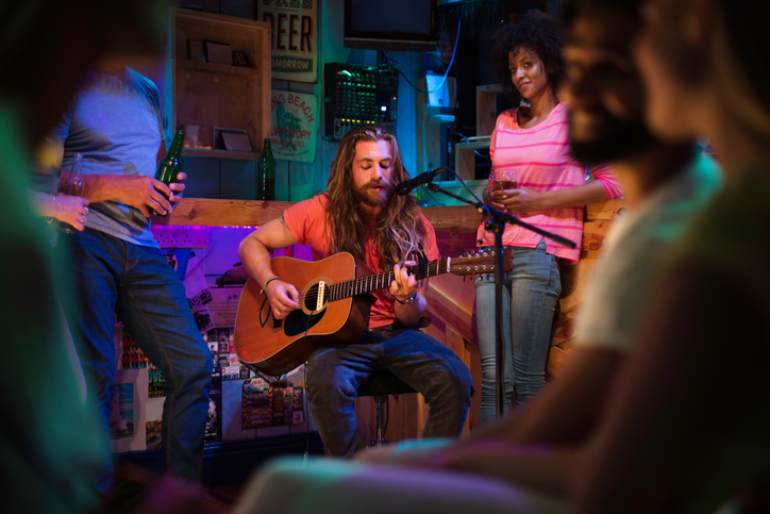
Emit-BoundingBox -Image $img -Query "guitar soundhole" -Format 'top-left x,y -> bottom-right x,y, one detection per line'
284,309 -> 323,337
302,283 -> 326,313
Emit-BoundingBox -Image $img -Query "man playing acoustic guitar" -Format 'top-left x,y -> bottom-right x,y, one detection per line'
238,126 -> 473,456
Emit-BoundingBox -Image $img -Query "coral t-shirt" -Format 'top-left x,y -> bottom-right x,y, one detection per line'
282,194 -> 440,329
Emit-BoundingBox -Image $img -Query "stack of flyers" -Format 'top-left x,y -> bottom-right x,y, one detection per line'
242,378 -> 271,429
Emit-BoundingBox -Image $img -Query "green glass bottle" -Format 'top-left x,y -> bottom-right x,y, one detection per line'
156,127 -> 185,184
256,137 -> 275,200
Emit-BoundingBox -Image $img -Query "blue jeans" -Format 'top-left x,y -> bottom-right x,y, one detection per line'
475,240 -> 561,423
306,327 -> 473,456
67,228 -> 212,481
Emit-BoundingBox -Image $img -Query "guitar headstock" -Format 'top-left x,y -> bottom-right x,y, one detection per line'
449,247 -> 514,276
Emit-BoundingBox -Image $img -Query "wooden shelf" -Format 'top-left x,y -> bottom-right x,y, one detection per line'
455,136 -> 491,180
178,59 -> 258,78
476,83 -> 505,136
173,8 -> 271,155
182,148 -> 258,160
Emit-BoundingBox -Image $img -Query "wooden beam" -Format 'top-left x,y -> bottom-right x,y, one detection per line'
153,197 -> 623,232
423,205 -> 481,233
153,198 -> 482,232
152,199 -> 291,227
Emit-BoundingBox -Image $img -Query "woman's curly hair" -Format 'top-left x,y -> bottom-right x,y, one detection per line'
493,10 -> 565,103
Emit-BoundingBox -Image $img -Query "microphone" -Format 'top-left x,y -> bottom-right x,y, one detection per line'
394,168 -> 444,196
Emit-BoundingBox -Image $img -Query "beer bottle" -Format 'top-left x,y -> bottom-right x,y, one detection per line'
156,127 -> 185,184
256,138 -> 275,200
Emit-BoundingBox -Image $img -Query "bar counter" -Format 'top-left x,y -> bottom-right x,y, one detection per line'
152,198 -> 481,232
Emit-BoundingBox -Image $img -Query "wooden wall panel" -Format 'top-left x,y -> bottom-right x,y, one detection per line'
548,200 -> 625,377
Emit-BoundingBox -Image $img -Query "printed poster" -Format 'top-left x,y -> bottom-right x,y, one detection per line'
260,0 -> 318,82
110,368 -> 149,453
271,90 -> 317,163
109,382 -> 135,439
221,368 -> 310,441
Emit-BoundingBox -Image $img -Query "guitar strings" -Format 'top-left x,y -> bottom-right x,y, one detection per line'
291,261 -> 443,304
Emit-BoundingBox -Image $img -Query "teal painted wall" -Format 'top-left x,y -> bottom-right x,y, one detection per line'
272,0 -> 422,201
176,0 -> 424,202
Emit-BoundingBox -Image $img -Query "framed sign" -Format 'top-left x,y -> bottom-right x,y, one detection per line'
259,0 -> 317,82
271,90 -> 317,163
110,368 -> 149,452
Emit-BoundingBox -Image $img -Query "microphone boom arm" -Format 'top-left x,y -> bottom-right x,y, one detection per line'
420,179 -> 575,420
423,182 -> 577,249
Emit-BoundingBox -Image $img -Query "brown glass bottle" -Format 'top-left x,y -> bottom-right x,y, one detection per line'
256,138 -> 275,200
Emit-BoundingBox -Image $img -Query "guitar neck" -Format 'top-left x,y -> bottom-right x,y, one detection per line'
328,258 -> 450,301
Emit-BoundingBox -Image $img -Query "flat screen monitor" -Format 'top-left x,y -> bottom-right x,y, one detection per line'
344,0 -> 438,52
426,73 -> 456,109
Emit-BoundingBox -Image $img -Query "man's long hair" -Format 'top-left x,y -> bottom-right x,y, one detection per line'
326,126 -> 427,270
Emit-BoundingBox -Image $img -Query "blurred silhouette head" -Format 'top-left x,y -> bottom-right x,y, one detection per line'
634,0 -> 770,142
0,0 -> 166,146
560,0 -> 660,165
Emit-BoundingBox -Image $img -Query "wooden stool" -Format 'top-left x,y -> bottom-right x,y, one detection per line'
358,371 -> 415,446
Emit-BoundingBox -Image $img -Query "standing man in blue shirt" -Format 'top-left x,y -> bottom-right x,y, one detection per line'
56,59 -> 213,483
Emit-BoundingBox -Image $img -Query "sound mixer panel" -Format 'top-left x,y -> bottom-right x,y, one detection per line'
324,63 -> 399,140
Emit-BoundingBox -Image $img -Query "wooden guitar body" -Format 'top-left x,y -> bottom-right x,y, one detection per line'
234,247 -> 510,376
234,252 -> 373,375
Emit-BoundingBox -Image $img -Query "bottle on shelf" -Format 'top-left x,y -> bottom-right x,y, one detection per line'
256,137 -> 275,201
156,127 -> 185,184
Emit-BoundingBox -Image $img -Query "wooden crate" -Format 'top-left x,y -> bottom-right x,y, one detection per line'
476,83 -> 505,136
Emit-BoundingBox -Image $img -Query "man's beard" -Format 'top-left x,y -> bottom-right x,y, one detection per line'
569,117 -> 659,166
353,181 -> 390,208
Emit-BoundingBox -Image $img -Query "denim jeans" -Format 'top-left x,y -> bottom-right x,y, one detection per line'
67,228 -> 212,481
306,327 -> 473,456
475,240 -> 561,423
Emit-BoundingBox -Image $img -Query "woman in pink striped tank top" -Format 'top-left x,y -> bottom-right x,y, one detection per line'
475,12 -> 622,422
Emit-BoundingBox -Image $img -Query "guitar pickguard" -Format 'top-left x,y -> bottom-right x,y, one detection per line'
284,309 -> 324,336
259,294 -> 324,335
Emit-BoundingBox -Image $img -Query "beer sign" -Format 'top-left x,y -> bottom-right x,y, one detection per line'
260,0 -> 317,82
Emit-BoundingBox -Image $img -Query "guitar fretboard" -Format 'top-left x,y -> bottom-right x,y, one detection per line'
327,258 -> 449,301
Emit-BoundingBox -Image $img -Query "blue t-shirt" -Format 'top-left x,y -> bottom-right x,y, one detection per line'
56,68 -> 163,247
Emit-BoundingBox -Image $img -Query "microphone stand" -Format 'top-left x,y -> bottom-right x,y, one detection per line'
422,181 -> 576,419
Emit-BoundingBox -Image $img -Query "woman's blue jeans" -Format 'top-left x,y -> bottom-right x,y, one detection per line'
474,240 -> 561,423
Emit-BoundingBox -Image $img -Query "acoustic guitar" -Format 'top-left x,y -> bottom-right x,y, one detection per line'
234,248 -> 512,376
